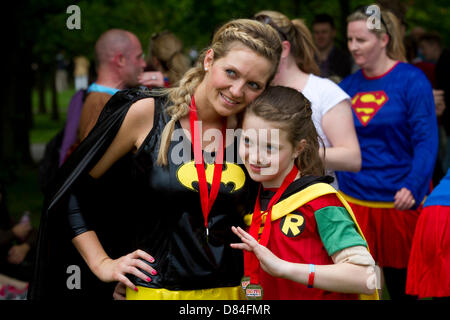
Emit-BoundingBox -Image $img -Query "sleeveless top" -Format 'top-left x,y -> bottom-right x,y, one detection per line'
130,95 -> 257,290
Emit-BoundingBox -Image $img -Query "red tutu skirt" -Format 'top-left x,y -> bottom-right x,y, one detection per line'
406,205 -> 450,298
345,201 -> 420,269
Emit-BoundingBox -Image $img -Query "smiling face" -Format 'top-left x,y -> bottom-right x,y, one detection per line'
347,20 -> 388,70
239,113 -> 300,188
200,44 -> 273,119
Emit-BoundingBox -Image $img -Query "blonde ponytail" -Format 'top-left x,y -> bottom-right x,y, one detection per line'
291,18 -> 321,75
255,11 -> 320,76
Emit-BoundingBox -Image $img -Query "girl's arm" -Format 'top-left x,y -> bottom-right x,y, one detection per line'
320,99 -> 361,172
71,97 -> 157,291
231,226 -> 376,295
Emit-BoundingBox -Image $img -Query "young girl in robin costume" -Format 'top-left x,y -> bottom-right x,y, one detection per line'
231,85 -> 378,300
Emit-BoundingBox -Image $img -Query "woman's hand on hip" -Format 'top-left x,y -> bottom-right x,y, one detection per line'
95,249 -> 157,292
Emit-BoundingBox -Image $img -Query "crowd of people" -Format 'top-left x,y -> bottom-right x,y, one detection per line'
1,3 -> 448,302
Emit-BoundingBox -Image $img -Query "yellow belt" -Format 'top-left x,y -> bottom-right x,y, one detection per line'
126,285 -> 244,300
339,192 -> 396,208
339,191 -> 426,209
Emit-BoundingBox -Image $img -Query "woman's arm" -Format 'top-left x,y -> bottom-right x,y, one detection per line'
89,97 -> 156,178
320,99 -> 361,172
71,98 -> 157,291
400,70 -> 438,208
231,226 -> 375,295
72,231 -> 156,291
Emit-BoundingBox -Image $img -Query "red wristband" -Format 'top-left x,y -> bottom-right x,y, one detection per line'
307,264 -> 315,288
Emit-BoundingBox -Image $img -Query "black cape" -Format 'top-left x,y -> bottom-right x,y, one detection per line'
28,88 -> 157,300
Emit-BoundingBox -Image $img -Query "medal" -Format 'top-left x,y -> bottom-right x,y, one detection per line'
189,95 -> 226,241
241,276 -> 250,291
245,283 -> 264,300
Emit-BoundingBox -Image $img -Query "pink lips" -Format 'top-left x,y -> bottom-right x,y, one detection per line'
220,92 -> 239,106
249,163 -> 270,173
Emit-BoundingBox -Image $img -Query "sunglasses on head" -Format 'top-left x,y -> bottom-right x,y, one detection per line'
254,14 -> 288,41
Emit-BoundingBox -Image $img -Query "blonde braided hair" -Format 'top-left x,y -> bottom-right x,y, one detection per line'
156,19 -> 282,166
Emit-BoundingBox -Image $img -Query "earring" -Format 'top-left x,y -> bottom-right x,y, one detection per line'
204,67 -> 208,71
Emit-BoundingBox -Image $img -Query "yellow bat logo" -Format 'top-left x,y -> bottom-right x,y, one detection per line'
176,161 -> 246,193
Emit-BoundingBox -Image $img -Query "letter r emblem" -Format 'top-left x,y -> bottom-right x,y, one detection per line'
280,213 -> 305,237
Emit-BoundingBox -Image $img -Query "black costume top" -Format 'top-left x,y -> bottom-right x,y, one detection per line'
28,88 -> 256,300
130,92 -> 257,290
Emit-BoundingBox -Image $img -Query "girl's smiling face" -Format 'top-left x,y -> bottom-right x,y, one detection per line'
239,113 -> 301,188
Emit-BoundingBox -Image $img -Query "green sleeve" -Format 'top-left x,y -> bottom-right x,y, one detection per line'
314,206 -> 367,256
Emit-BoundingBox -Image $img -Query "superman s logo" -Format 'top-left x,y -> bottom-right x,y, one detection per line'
351,91 -> 388,126
176,161 -> 246,192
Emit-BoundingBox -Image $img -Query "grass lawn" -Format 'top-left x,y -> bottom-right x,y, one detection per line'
30,88 -> 75,144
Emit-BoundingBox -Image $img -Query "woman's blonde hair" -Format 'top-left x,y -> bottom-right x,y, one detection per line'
156,19 -> 282,166
147,31 -> 191,86
347,5 -> 406,61
255,10 -> 320,76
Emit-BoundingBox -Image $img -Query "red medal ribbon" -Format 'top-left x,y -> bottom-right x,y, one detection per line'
245,165 -> 299,285
189,95 -> 227,236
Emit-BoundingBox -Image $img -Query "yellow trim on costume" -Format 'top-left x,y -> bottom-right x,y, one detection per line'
339,192 -> 396,208
340,191 -> 426,208
243,183 -> 379,300
126,285 -> 244,300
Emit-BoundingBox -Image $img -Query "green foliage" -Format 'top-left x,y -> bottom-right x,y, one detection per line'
29,0 -> 449,67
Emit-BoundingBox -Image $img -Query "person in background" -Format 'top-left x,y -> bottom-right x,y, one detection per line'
139,30 -> 190,89
406,31 -> 446,185
73,55 -> 90,91
0,184 -> 36,287
78,29 -> 147,142
336,5 -> 438,299
406,168 -> 450,300
254,10 -> 361,190
419,32 -> 450,174
311,13 -> 353,83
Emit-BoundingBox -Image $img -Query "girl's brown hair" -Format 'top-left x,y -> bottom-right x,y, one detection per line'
156,19 -> 283,166
244,86 -> 325,176
347,5 -> 406,61
254,10 -> 320,76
